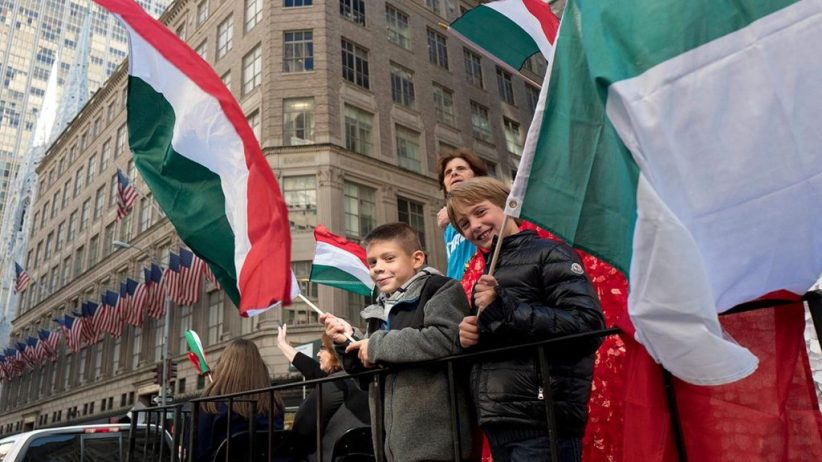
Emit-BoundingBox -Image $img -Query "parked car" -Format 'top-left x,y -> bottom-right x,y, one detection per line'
0,423 -> 172,462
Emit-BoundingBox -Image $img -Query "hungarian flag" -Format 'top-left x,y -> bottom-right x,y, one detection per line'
184,330 -> 210,376
310,225 -> 374,297
449,0 -> 559,70
93,0 -> 292,317
507,0 -> 822,386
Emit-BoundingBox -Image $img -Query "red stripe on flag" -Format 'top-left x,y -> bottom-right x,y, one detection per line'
522,0 -> 560,44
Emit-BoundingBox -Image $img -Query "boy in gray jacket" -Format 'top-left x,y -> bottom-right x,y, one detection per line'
321,222 -> 478,462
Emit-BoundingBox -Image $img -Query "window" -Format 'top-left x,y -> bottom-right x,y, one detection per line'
62,257 -> 71,286
104,224 -> 114,257
292,261 -> 319,301
93,186 -> 105,220
217,15 -> 233,59
74,168 -> 84,196
395,126 -> 421,172
504,118 -> 523,155
100,139 -> 111,171
109,174 -> 118,207
397,197 -> 426,248
283,31 -> 314,72
344,105 -> 373,156
283,98 -> 315,145
139,197 -> 152,232
62,180 -> 71,207
152,317 -> 163,362
247,109 -> 260,142
470,101 -> 492,143
523,54 -> 548,77
283,175 -> 317,230
464,49 -> 483,88
45,232 -> 54,261
51,193 -> 59,218
245,0 -> 263,31
427,29 -> 448,68
344,182 -> 376,238
196,0 -> 209,26
221,71 -> 232,91
390,63 -> 415,108
115,124 -> 127,157
131,327 -> 141,369
68,211 -> 77,241
178,306 -> 192,354
242,45 -> 262,95
385,5 -> 410,49
285,0 -> 312,6
496,67 -> 515,105
340,0 -> 365,26
80,199 -> 90,231
56,221 -> 65,251
341,39 -> 369,89
207,292 -> 224,345
432,83 -> 455,125
176,23 -> 186,41
525,84 -> 540,114
195,40 -> 207,60
112,338 -> 121,374
426,0 -> 443,16
120,213 -> 133,242
88,234 -> 99,266
74,246 -> 85,277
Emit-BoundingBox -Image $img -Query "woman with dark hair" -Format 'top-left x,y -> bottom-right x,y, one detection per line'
436,148 -> 489,281
291,333 -> 370,462
196,338 -> 285,462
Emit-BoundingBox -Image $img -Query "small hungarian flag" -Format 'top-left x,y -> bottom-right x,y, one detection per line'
310,225 -> 374,297
184,330 -> 209,376
93,0 -> 292,316
449,0 -> 559,70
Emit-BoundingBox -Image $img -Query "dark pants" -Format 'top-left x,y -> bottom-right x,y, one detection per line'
486,431 -> 582,462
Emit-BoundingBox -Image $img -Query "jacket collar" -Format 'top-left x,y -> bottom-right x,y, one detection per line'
360,267 -> 441,321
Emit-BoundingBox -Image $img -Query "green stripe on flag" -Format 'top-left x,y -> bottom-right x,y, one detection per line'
310,265 -> 373,296
452,7 -> 539,69
127,76 -> 240,305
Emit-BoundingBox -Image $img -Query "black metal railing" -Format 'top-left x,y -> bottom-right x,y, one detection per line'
126,327 -> 619,462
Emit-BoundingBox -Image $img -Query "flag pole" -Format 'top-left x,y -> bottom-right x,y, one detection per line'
297,294 -> 356,343
479,214 -> 513,314
438,22 -> 544,89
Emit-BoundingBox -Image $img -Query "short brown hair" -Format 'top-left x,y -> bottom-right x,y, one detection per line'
363,222 -> 422,255
446,177 -> 510,233
436,148 -> 489,195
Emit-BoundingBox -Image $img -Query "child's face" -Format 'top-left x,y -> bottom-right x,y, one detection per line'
452,199 -> 508,250
366,240 -> 425,294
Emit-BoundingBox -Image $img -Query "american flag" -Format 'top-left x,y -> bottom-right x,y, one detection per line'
111,284 -> 128,338
3,348 -> 22,376
80,302 -> 101,345
56,316 -> 82,353
159,253 -> 181,310
16,342 -> 31,370
0,356 -> 8,382
26,337 -> 42,365
116,168 -> 138,221
129,271 -> 150,326
178,248 -> 205,305
13,262 -> 31,293
98,291 -> 119,338
38,329 -> 59,362
148,263 -> 166,318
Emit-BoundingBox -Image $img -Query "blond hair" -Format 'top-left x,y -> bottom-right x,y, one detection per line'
446,177 -> 511,233
202,339 -> 284,419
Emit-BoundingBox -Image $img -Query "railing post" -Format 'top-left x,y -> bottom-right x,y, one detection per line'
171,404 -> 182,462
267,390 -> 274,462
446,362 -> 462,461
189,401 -> 200,462
127,408 -> 137,462
159,407 -> 167,462
249,400 -> 257,462
226,398 -> 233,462
315,381 -> 324,462
537,346 -> 559,462
372,373 -> 385,462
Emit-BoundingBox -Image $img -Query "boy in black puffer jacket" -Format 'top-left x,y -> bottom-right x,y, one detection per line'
446,177 -> 605,462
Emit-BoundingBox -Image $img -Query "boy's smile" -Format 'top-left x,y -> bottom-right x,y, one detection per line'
454,200 -> 519,250
366,240 -> 425,294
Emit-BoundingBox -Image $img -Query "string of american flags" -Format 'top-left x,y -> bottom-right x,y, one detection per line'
0,247 -> 219,383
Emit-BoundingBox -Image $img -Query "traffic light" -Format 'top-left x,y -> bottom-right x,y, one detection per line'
168,361 -> 178,380
153,362 -> 163,385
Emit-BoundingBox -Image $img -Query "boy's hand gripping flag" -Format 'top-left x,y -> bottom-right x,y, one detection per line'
92,0 -> 292,317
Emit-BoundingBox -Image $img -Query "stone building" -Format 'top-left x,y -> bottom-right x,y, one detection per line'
0,0 -> 544,433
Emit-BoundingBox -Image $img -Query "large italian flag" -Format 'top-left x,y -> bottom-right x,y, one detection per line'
509,0 -> 822,385
450,0 -> 559,70
310,225 -> 374,297
92,0 -> 292,316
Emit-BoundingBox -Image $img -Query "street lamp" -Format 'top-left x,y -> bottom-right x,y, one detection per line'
112,240 -> 173,407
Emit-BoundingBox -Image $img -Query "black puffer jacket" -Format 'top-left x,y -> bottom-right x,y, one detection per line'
472,230 -> 604,438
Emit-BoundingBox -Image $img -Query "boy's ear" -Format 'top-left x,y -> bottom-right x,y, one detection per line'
411,250 -> 426,270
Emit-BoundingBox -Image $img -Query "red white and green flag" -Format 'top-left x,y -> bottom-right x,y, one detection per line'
184,330 -> 209,376
507,0 -> 822,386
449,0 -> 559,70
92,0 -> 292,317
310,225 -> 374,297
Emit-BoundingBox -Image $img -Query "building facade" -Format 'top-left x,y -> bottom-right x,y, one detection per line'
0,0 -> 545,433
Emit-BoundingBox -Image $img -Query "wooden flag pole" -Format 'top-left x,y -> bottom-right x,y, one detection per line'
298,293 -> 357,343
479,214 -> 511,313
